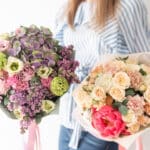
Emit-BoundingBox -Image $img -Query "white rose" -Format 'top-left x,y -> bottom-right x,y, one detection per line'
91,86 -> 106,101
109,86 -> 125,102
122,110 -> 137,126
95,73 -> 112,92
126,64 -> 140,72
113,71 -> 130,89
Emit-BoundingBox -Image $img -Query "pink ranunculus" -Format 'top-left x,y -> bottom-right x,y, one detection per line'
41,77 -> 52,88
92,106 -> 127,138
0,39 -> 10,52
7,75 -> 29,91
0,78 -> 10,95
127,95 -> 145,116
21,65 -> 35,81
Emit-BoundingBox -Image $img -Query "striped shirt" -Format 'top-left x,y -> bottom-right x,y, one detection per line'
54,0 -> 150,149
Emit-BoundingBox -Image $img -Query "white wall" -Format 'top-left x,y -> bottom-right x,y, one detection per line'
0,0 -> 65,33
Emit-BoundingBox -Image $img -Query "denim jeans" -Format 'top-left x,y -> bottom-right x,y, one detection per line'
59,125 -> 118,150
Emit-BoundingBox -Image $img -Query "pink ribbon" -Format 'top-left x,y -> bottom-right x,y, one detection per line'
119,136 -> 143,150
25,120 -> 41,150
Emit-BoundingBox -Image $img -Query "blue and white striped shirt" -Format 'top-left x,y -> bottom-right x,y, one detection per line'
54,0 -> 150,149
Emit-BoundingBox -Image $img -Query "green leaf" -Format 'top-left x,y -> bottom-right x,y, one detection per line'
116,56 -> 129,62
122,99 -> 128,105
119,105 -> 128,116
139,68 -> 147,76
35,114 -> 42,124
4,97 -> 9,106
125,88 -> 135,96
112,102 -> 122,109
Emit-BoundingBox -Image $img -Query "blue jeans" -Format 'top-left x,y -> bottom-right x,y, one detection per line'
59,125 -> 118,150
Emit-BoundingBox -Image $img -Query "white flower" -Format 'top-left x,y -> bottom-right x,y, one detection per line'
5,56 -> 24,75
73,86 -> 92,109
113,71 -> 130,89
91,86 -> 106,101
126,64 -> 140,72
122,110 -> 137,127
144,87 -> 150,103
13,108 -> 24,119
95,73 -> 112,92
109,86 -> 125,102
37,66 -> 53,78
42,100 -> 55,114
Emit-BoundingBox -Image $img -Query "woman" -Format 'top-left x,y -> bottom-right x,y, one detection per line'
54,0 -> 150,150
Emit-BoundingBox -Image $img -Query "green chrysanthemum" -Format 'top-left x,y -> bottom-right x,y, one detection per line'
0,52 -> 7,70
5,56 -> 24,75
37,66 -> 53,78
50,77 -> 69,96
42,100 -> 55,114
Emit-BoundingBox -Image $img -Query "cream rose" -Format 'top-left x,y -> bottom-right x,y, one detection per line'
73,86 -> 92,109
109,86 -> 125,102
113,71 -> 130,89
91,86 -> 106,101
144,87 -> 150,103
95,73 -> 112,92
126,64 -> 140,72
122,110 -> 137,126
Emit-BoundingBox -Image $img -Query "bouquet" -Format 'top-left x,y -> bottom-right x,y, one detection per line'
73,53 -> 150,148
0,25 -> 79,133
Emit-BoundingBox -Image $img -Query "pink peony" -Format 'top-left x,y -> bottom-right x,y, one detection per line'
0,39 -> 10,51
92,106 -> 126,137
41,77 -> 52,88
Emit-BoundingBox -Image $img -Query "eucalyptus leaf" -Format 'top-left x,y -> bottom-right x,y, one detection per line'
125,88 -> 136,96
119,105 -> 128,116
122,99 -> 128,105
139,68 -> 147,76
112,102 -> 122,109
35,114 -> 42,124
4,97 -> 9,106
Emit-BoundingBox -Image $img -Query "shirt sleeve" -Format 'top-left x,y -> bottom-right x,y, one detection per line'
118,0 -> 150,53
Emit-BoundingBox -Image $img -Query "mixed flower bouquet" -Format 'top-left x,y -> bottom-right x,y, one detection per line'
73,53 -> 150,147
0,25 -> 79,133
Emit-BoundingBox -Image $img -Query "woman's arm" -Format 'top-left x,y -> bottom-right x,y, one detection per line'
119,0 -> 150,53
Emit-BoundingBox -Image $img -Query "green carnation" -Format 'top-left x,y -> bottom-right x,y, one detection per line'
37,66 -> 53,78
0,52 -> 7,70
42,100 -> 55,114
50,77 -> 69,96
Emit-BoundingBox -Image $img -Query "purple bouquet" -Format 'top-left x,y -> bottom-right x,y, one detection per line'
0,25 -> 79,133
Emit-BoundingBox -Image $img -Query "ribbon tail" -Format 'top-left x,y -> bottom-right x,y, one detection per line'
25,120 -> 41,150
119,136 -> 143,150
119,145 -> 126,150
136,136 -> 143,150
36,125 -> 41,150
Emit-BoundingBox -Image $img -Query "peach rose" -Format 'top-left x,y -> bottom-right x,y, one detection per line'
109,87 -> 125,102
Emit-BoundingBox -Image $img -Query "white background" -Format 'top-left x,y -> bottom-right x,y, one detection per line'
0,0 -> 150,150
